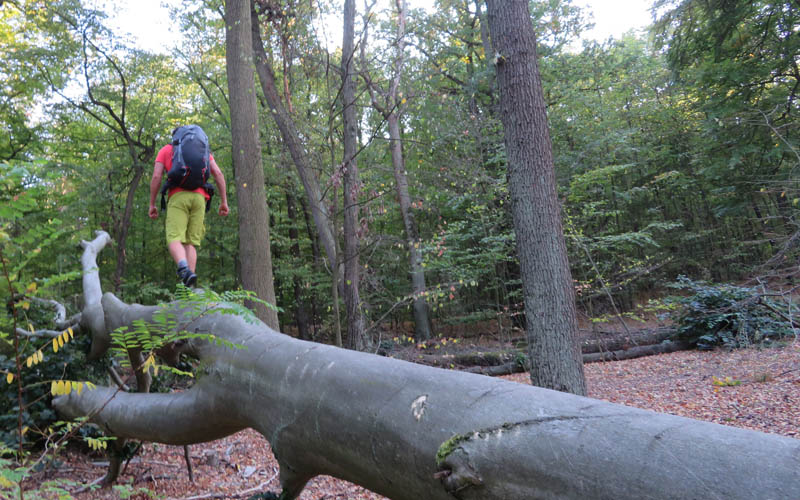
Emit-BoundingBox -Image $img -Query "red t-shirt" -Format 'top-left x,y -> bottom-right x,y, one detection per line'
156,144 -> 213,201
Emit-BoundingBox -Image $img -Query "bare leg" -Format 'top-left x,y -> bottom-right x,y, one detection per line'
184,244 -> 197,271
168,240 -> 188,266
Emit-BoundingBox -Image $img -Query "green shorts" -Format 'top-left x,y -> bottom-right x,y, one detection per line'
165,191 -> 206,247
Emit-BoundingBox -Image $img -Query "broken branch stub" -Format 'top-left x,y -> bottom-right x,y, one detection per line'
79,231 -> 111,360
55,233 -> 800,499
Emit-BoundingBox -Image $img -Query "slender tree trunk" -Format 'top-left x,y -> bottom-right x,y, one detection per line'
388,115 -> 432,340
286,189 -> 311,340
225,0 -> 279,329
300,196 -> 321,339
249,2 -> 340,284
485,0 -> 586,395
112,163 -> 143,292
341,0 -> 366,349
368,0 -> 433,341
476,0 -> 493,66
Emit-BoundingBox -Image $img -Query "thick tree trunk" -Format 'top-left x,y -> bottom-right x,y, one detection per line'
486,0 -> 586,395
341,0 -> 367,349
55,231 -> 800,500
59,301 -> 800,499
225,0 -> 279,329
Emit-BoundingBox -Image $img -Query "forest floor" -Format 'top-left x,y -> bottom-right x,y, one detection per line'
21,329 -> 800,500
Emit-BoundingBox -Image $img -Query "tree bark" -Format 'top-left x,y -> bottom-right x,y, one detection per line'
56,233 -> 800,499
485,0 -> 586,395
225,0 -> 279,329
341,0 -> 367,349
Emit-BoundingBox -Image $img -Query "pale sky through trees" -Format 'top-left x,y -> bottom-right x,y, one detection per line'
100,0 -> 654,55
574,0 -> 654,42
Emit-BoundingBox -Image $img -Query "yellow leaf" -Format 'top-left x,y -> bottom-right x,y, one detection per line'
6,372 -> 13,384
37,350 -> 43,362
57,335 -> 64,349
28,323 -> 35,334
50,381 -> 58,396
68,327 -> 74,339
26,282 -> 37,293
142,354 -> 155,372
75,382 -> 84,395
153,364 -> 159,377
56,380 -> 66,395
26,356 -> 33,368
86,381 -> 97,390
21,426 -> 28,436
21,301 -> 30,310
64,380 -> 72,394
52,338 -> 59,353
61,331 -> 69,344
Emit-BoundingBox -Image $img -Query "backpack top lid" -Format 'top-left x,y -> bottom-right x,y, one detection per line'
172,124 -> 208,146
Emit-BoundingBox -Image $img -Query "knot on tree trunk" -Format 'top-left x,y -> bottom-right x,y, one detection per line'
436,449 -> 484,497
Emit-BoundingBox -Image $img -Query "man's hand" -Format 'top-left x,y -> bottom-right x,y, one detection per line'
218,201 -> 229,217
149,205 -> 159,219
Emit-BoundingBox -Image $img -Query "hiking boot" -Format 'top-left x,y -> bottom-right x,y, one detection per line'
183,270 -> 197,287
177,266 -> 197,287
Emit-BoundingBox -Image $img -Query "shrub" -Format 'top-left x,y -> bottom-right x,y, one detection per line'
666,276 -> 795,350
0,335 -> 106,449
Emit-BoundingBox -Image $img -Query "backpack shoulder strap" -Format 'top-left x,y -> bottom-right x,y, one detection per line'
160,183 -> 169,210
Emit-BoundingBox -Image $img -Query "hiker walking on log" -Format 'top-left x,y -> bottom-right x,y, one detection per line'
148,125 -> 229,286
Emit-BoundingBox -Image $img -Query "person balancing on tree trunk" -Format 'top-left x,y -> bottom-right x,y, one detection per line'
149,125 -> 229,286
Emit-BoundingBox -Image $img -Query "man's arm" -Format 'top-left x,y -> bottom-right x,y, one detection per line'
209,157 -> 229,216
149,161 -> 165,219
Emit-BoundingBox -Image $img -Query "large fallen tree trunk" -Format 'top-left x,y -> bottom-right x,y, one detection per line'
55,232 -> 800,499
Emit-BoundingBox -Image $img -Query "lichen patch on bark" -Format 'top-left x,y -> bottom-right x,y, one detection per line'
411,395 -> 427,421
